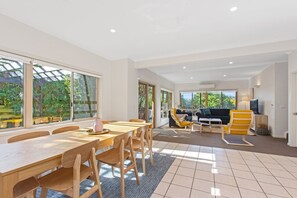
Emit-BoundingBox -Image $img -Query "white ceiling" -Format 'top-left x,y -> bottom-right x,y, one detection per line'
0,0 -> 295,84
0,0 -> 297,61
148,53 -> 288,83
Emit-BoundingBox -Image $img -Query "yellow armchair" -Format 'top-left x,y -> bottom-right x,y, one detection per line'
170,108 -> 193,129
222,110 -> 254,146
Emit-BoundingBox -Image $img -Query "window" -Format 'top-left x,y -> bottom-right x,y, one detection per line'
0,57 -> 24,129
161,90 -> 172,119
73,73 -> 98,119
180,90 -> 237,109
0,52 -> 100,131
33,64 -> 71,125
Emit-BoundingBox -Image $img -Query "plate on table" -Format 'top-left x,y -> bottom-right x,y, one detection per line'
88,128 -> 110,135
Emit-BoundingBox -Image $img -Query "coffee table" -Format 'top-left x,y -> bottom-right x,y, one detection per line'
198,118 -> 223,132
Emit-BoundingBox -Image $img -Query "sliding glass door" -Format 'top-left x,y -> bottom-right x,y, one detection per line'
138,82 -> 155,127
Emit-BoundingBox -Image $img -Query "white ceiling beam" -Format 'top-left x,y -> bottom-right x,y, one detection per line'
135,40 -> 297,68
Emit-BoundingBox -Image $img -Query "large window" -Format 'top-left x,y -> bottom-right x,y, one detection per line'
0,57 -> 23,129
180,90 -> 237,109
161,90 -> 172,119
73,73 -> 98,119
0,53 -> 100,130
33,64 -> 71,125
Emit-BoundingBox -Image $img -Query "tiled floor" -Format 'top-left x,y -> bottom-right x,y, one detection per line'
150,141 -> 297,198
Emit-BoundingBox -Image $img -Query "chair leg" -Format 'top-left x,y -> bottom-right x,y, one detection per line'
150,149 -> 154,166
97,161 -> 102,175
112,166 -> 115,177
120,163 -> 125,198
40,187 -> 48,198
131,152 -> 140,185
141,150 -> 146,176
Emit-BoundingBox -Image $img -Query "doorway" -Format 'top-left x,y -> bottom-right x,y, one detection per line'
138,82 -> 155,127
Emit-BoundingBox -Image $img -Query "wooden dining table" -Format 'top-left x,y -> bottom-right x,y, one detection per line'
0,122 -> 141,198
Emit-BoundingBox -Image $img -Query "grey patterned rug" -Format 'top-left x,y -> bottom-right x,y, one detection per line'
36,152 -> 174,198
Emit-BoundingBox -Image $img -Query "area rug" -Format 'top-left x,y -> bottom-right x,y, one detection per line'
153,128 -> 297,157
36,153 -> 174,198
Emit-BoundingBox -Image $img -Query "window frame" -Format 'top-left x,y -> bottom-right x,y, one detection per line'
0,52 -> 101,132
160,88 -> 173,119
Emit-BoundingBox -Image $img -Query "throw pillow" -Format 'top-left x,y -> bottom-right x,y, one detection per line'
204,108 -> 211,116
176,114 -> 187,121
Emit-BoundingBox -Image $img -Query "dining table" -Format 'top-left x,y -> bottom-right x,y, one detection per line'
0,122 -> 144,198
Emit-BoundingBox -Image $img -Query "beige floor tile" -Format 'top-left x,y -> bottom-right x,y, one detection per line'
215,174 -> 237,187
165,184 -> 191,198
236,177 -> 263,192
230,163 -> 250,171
284,165 -> 297,173
172,158 -> 182,166
180,159 -> 197,169
172,150 -> 186,157
245,160 -> 265,168
190,189 -> 215,198
233,169 -> 255,180
176,167 -> 195,177
285,187 -> 297,198
213,167 -> 233,176
162,172 -> 175,183
239,188 -> 266,198
196,162 -> 213,172
266,195 -> 287,198
276,177 -> 297,189
259,182 -> 291,198
154,181 -> 170,196
192,178 -> 215,193
215,183 -> 241,198
167,165 -> 178,174
198,152 -> 214,161
194,170 -> 214,181
184,151 -> 199,159
249,165 -> 272,175
172,174 -> 193,188
229,158 -> 246,165
151,193 -> 164,198
264,163 -> 285,171
269,169 -> 295,179
253,173 -> 280,185
214,161 -> 230,168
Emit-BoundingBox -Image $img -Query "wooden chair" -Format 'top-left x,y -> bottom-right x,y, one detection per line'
38,140 -> 102,198
222,110 -> 254,146
129,118 -> 154,176
170,108 -> 193,129
52,126 -> 80,135
8,131 -> 50,198
8,131 -> 50,143
96,133 -> 140,198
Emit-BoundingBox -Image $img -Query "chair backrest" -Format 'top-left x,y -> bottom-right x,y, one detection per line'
113,133 -> 132,149
8,131 -> 50,143
228,110 -> 253,135
170,108 -> 182,127
52,126 -> 80,135
129,118 -> 146,123
62,140 -> 98,168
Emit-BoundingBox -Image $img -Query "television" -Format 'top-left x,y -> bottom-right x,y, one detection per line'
250,99 -> 259,114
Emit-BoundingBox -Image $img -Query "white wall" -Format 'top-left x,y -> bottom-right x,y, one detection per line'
250,63 -> 288,138
137,69 -> 175,127
174,80 -> 250,110
288,50 -> 297,146
0,14 -> 113,120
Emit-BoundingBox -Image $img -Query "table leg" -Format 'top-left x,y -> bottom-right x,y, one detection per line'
0,173 -> 18,198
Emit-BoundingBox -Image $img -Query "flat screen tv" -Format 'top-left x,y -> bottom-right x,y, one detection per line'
250,99 -> 259,114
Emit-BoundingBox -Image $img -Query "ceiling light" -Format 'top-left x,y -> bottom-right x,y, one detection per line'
229,61 -> 233,65
110,28 -> 116,33
190,77 -> 193,80
230,6 -> 238,12
223,75 -> 227,77
182,66 -> 187,70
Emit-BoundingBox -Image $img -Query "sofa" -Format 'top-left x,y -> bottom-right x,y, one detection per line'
169,109 -> 192,127
196,108 -> 230,125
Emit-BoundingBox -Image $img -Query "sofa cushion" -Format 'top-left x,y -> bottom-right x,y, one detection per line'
204,108 -> 211,116
210,109 -> 230,116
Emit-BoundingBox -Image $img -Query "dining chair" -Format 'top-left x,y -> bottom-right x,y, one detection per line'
8,131 -> 50,143
8,131 -> 50,198
222,110 -> 254,146
128,118 -> 153,176
96,133 -> 140,198
38,140 -> 102,198
52,125 -> 80,134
